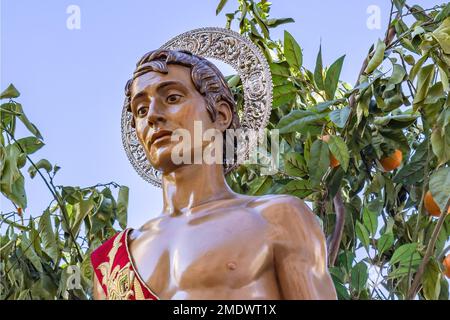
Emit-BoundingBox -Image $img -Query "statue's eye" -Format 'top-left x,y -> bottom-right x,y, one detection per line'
137,106 -> 148,117
167,94 -> 182,104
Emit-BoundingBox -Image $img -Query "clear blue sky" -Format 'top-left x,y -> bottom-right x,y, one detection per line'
1,0 -> 436,229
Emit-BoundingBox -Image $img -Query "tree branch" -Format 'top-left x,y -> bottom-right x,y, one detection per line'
1,125 -> 83,262
328,189 -> 345,266
344,10 -> 399,130
407,198 -> 450,299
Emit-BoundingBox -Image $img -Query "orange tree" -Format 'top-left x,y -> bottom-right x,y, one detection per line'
0,84 -> 128,299
219,0 -> 450,299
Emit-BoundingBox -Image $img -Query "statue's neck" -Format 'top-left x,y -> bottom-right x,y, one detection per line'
161,164 -> 235,216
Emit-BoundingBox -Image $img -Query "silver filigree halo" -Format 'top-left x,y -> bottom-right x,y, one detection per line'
121,27 -> 273,187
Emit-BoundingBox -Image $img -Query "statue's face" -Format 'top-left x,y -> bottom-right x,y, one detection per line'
130,64 -> 225,173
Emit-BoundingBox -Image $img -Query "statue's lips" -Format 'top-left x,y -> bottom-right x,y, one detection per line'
150,130 -> 173,146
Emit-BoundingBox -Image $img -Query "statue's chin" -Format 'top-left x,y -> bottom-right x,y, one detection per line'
147,148 -> 182,174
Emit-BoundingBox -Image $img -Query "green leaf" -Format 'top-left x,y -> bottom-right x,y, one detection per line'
413,64 -> 435,111
270,62 -> 290,83
373,114 -> 419,129
327,135 -> 349,172
382,86 -> 403,112
338,251 -> 355,274
438,276 -> 449,300
404,54 -> 415,65
409,53 -> 429,82
355,221 -> 370,248
251,2 -> 269,38
431,124 -> 450,165
62,186 -> 83,205
0,84 -> 20,99
227,74 -> 240,88
238,0 -> 248,30
424,82 -> 444,106
393,139 -> 428,185
388,266 -> 412,279
0,144 -> 27,209
390,243 -> 417,265
351,262 -> 368,293
281,179 -> 312,198
365,39 -> 386,74
377,232 -> 394,256
309,99 -> 344,113
28,159 -> 52,179
330,273 -> 350,300
71,199 -> 95,237
388,64 -> 406,85
53,165 -> 61,175
326,166 -> 344,198
378,128 -> 409,155
393,0 -> 406,12
329,106 -> 351,128
35,274 -> 57,299
276,110 -> 326,134
422,258 -> 442,300
432,17 -> 450,54
324,55 -> 345,100
0,102 -> 21,116
308,140 -> 329,187
117,186 -> 129,230
356,83 -> 372,124
15,137 -> 44,155
20,234 -> 43,272
284,152 -> 307,177
247,175 -> 273,196
14,103 -> 43,139
225,13 -> 235,29
1,218 -> 29,231
362,207 -> 378,236
38,209 -> 59,263
17,289 -> 31,300
267,18 -> 295,28
215,0 -> 228,15
308,99 -> 345,113
411,26 -> 425,39
314,45 -> 324,90
429,167 -> 450,213
435,216 -> 450,255
284,30 -> 302,70
434,3 -> 450,23
404,252 -> 423,267
272,83 -> 297,108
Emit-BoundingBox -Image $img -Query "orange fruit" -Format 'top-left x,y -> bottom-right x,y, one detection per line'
424,190 -> 450,217
380,149 -> 402,171
444,255 -> 450,279
17,207 -> 23,217
319,135 -> 340,168
329,154 -> 340,168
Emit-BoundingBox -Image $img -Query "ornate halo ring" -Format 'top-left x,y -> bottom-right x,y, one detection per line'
121,27 -> 273,187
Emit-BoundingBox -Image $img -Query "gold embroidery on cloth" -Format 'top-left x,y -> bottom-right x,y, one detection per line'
97,231 -> 146,300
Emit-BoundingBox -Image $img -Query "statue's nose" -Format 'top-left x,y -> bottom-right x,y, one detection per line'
146,99 -> 166,127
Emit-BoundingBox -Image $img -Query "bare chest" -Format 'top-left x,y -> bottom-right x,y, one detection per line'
129,210 -> 273,295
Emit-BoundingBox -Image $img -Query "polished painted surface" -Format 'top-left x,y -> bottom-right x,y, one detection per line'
94,62 -> 336,300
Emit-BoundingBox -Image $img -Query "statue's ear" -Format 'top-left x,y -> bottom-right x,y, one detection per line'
214,100 -> 233,132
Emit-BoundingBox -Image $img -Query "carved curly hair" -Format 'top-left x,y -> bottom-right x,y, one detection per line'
124,49 -> 240,131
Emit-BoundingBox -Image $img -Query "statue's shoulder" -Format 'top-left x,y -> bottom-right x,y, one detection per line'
247,194 -> 321,237
247,193 -> 310,216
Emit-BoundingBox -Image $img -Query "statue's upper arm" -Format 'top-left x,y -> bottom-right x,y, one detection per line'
265,195 -> 336,300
